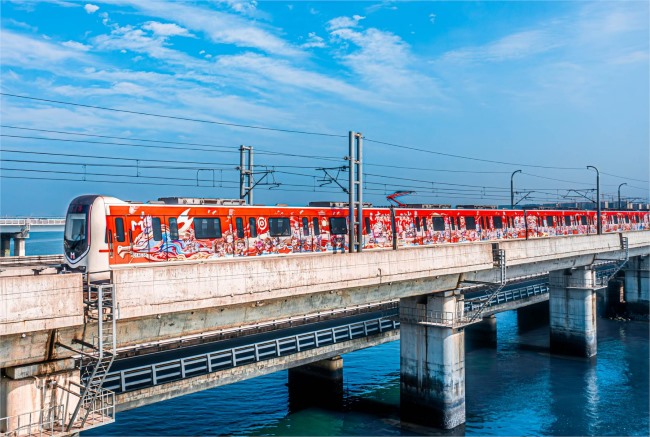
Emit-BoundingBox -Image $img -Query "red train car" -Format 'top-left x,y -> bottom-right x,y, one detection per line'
63,195 -> 650,281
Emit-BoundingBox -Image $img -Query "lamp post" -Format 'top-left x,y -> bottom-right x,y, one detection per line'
618,183 -> 627,210
511,169 -> 522,209
587,166 -> 601,234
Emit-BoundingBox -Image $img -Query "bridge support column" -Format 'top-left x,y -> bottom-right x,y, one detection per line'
13,237 -> 26,257
549,268 -> 597,357
0,234 -> 10,257
516,300 -> 549,332
624,256 -> 649,315
400,293 -> 465,429
465,315 -> 497,348
288,356 -> 343,410
0,359 -> 79,434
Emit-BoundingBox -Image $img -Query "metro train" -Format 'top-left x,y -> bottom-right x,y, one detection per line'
64,195 -> 650,281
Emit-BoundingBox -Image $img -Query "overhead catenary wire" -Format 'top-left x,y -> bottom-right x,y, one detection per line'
1,95 -> 646,179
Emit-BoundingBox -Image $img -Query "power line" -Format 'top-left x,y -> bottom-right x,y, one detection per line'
601,172 -> 649,184
2,133 -> 346,165
363,137 -> 585,170
0,93 -> 347,138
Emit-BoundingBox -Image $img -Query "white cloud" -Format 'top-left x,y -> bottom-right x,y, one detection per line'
301,32 -> 325,49
327,15 -> 365,31
441,30 -> 560,63
2,31 -> 88,68
84,4 -> 99,14
610,50 -> 648,65
142,21 -> 192,38
115,1 -> 301,57
62,40 -> 92,51
429,13 -> 436,24
7,19 -> 38,32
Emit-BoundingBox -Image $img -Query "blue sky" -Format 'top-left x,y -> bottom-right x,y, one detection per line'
1,0 -> 648,215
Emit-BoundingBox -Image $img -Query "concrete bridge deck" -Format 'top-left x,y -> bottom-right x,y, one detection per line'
1,231 -> 648,435
2,231 -> 648,369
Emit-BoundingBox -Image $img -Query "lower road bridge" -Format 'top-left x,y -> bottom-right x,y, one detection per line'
0,218 -> 64,257
1,231 -> 648,434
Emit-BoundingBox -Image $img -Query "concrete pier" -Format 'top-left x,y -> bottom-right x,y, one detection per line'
288,356 -> 344,410
549,268 -> 597,357
400,293 -> 465,429
0,233 -> 27,257
465,315 -> 497,348
516,300 -> 549,332
0,359 -> 79,433
624,256 -> 649,315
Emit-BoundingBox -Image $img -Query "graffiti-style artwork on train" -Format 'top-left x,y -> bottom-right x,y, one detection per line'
63,194 -> 650,282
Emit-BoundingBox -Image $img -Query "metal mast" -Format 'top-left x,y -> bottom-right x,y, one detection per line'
348,131 -> 363,253
239,145 -> 253,204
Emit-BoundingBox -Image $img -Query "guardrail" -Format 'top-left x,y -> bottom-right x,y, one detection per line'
101,316 -> 399,394
0,255 -> 64,267
464,283 -> 549,313
0,218 -> 65,226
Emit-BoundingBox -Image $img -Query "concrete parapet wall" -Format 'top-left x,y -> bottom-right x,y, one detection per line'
112,243 -> 493,320
0,274 -> 83,336
112,232 -> 649,323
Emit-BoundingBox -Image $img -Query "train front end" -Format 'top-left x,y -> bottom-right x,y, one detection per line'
64,195 -> 110,281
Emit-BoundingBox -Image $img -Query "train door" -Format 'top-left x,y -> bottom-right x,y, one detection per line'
107,216 -> 129,265
246,216 -> 260,255
234,216 -> 248,256
166,216 -> 180,261
147,216 -> 166,262
300,217 -> 313,252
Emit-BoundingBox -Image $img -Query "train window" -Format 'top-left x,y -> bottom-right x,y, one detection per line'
546,217 -> 554,227
313,218 -> 320,236
423,217 -> 428,231
329,217 -> 348,235
236,217 -> 244,239
493,216 -> 503,229
465,217 -> 476,230
151,217 -> 163,241
249,218 -> 257,238
194,218 -> 222,239
415,217 -> 421,232
169,218 -> 179,240
564,216 -> 572,226
433,217 -> 445,231
448,218 -> 454,231
115,218 -> 125,242
580,216 -> 588,226
302,217 -> 310,236
625,216 -> 630,224
613,216 -> 619,224
365,217 -> 371,234
269,218 -> 291,237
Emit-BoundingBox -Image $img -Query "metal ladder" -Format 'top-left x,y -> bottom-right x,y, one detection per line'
598,235 -> 630,286
467,248 -> 507,323
64,283 -> 117,431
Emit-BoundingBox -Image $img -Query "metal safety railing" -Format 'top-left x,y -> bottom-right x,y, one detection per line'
0,406 -> 64,437
399,307 -> 471,328
465,283 -> 549,313
102,316 -> 398,394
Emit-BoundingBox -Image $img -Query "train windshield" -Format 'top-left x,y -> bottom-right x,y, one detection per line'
64,203 -> 89,260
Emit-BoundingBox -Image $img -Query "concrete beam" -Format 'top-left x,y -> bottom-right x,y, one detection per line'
0,274 -> 83,336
